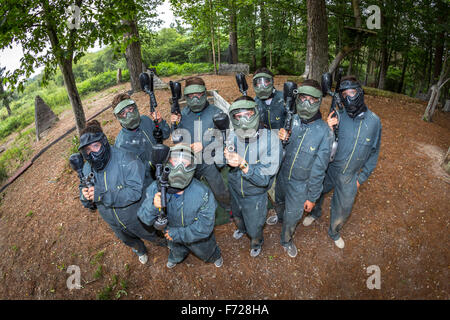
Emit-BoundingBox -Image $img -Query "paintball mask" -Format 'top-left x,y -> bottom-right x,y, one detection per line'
78,132 -> 111,172
338,80 -> 365,118
252,73 -> 274,99
229,99 -> 260,139
166,145 -> 196,190
113,99 -> 141,130
296,85 -> 322,120
184,84 -> 207,113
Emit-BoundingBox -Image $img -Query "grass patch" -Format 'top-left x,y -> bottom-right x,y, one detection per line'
90,249 -> 106,265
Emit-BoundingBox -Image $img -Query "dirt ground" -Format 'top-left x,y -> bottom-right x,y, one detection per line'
0,74 -> 449,300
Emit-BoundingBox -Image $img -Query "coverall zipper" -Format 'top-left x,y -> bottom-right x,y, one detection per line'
288,128 -> 309,180
343,120 -> 363,174
104,171 -> 127,229
240,144 -> 250,197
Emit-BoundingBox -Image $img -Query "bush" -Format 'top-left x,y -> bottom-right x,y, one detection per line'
151,62 -> 214,77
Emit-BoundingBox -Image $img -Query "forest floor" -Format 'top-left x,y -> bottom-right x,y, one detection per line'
0,74 -> 449,299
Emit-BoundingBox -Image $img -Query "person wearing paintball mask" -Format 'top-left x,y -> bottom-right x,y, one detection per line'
170,76 -> 231,214
253,67 -> 286,130
112,93 -> 170,190
303,76 -> 382,249
266,79 -> 333,258
224,96 -> 283,258
137,145 -> 223,269
78,120 -> 166,265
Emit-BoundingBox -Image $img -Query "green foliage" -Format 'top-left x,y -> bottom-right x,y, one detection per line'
151,62 -> 214,76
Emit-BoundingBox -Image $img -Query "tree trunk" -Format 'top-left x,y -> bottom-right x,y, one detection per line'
302,0 -> 328,81
124,19 -> 143,93
208,0 -> 217,74
59,59 -> 86,136
329,45 -> 357,75
377,44 -> 389,89
398,51 -> 409,93
229,0 -> 238,64
217,24 -> 221,66
4,100 -> 11,116
423,52 -> 449,122
347,54 -> 354,75
260,1 -> 268,68
250,6 -> 257,71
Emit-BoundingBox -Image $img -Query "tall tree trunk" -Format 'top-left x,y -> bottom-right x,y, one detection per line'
398,51 -> 409,93
43,0 -> 86,136
208,0 -> 217,74
302,0 -> 328,81
4,100 -> 11,116
229,0 -> 238,64
250,5 -> 257,71
124,18 -> 143,93
347,54 -> 354,75
59,59 -> 86,136
260,1 -> 268,68
433,0 -> 446,83
378,44 -> 389,89
423,52 -> 449,122
217,23 -> 221,66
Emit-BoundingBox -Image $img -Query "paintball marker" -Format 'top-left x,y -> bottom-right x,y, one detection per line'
151,143 -> 171,231
69,153 -> 96,210
282,81 -> 298,147
235,72 -> 248,96
169,80 -> 182,130
169,80 -> 183,144
213,112 -> 235,153
321,67 -> 344,162
139,71 -> 163,143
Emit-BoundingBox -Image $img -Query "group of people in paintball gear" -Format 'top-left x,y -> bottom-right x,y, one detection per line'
77,67 -> 381,268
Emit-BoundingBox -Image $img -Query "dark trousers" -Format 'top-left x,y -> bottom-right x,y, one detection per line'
309,169 -> 358,240
168,233 -> 221,264
230,188 -> 268,249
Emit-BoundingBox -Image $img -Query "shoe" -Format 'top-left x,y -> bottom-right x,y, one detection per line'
303,215 -> 316,227
250,248 -> 261,257
334,237 -> 345,249
266,214 -> 278,225
214,256 -> 223,268
283,243 -> 298,258
138,253 -> 148,265
233,229 -> 244,240
166,261 -> 177,269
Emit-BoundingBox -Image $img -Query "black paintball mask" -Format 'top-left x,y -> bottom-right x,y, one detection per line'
338,80 -> 367,118
78,132 -> 111,171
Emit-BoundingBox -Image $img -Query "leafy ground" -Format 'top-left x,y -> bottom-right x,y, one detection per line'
0,75 -> 449,299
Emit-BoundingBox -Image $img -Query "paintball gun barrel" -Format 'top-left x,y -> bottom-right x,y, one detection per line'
139,71 -> 163,143
235,73 -> 248,96
213,112 -> 235,153
321,67 -> 344,162
282,81 -> 298,147
69,153 -> 96,209
169,80 -> 182,130
151,144 -> 171,231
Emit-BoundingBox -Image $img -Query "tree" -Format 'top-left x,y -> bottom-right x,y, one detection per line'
0,0 -> 160,136
228,0 -> 238,64
423,50 -> 449,122
0,66 -> 12,116
302,0 -> 328,81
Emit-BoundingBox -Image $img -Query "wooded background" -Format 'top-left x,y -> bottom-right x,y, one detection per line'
0,0 -> 449,135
